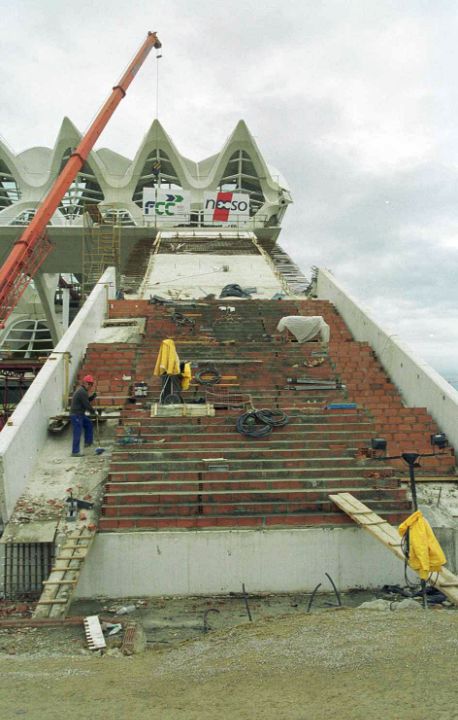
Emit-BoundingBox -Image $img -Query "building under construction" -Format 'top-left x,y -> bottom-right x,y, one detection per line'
0,32 -> 458,618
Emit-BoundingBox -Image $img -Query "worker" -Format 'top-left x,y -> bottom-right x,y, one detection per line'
70,374 -> 97,456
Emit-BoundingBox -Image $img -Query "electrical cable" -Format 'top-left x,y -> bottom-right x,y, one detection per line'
254,409 -> 289,427
236,411 -> 272,438
195,367 -> 221,386
152,269 -> 227,287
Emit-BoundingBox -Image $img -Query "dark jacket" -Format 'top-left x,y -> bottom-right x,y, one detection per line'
70,386 -> 93,415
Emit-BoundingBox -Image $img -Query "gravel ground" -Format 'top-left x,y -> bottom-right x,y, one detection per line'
0,606 -> 457,720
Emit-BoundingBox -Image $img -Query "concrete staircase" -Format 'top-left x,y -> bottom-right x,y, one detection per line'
78,297 -> 454,531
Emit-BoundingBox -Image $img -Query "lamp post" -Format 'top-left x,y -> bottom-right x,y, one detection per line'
370,433 -> 449,609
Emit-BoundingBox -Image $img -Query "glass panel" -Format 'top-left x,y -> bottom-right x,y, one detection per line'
57,148 -> 104,221
132,149 -> 183,208
0,159 -> 21,208
217,150 -> 264,216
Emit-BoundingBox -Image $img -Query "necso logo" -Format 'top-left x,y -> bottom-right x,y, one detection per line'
145,193 -> 184,216
205,192 -> 249,221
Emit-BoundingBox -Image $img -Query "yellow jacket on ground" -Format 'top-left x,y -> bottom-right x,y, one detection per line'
398,510 -> 446,579
153,339 -> 180,376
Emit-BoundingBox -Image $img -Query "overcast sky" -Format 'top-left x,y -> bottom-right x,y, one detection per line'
1,0 -> 457,382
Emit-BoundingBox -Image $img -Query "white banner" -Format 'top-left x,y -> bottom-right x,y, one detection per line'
203,191 -> 250,224
143,189 -> 190,218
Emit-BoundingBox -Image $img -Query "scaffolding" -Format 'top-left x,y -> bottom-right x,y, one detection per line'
82,204 -> 121,297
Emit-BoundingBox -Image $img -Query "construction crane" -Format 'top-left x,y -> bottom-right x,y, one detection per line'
0,30 -> 162,328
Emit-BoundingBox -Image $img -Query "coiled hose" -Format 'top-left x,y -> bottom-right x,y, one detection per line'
195,367 -> 221,385
236,411 -> 272,438
254,409 -> 289,427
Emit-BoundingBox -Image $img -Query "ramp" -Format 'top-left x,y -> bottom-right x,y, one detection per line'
330,492 -> 458,606
33,526 -> 96,619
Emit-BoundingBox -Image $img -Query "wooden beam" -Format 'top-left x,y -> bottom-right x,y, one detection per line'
330,492 -> 458,606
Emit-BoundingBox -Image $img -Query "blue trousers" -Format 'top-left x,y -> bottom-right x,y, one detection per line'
70,414 -> 93,454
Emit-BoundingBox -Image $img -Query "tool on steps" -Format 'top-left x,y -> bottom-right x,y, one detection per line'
94,411 -> 105,454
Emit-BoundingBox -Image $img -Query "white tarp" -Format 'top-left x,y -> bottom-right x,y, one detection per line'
276,316 -> 330,344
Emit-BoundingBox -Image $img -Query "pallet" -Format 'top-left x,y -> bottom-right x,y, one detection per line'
151,403 -> 215,417
84,615 -> 107,650
330,492 -> 458,606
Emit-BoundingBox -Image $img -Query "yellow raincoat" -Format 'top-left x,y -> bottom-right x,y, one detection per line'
153,339 -> 180,376
398,510 -> 446,579
180,362 -> 192,390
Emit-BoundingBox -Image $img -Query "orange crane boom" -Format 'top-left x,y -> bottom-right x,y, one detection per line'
0,30 -> 161,327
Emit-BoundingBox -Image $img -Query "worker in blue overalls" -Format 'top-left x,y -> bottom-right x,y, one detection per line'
69,374 -> 97,456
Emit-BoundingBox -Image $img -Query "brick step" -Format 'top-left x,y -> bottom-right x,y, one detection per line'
113,440 -> 366,453
110,460 -> 390,480
117,416 -> 373,430
110,450 -> 377,463
103,486 -> 406,504
108,467 -> 397,487
114,429 -> 374,443
101,496 -> 410,518
98,509 -> 409,531
105,475 -> 399,493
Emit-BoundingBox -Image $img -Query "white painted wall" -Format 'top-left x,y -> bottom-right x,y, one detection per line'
141,254 -> 283,299
0,267 -> 116,522
316,268 -> 458,456
76,527 -> 404,597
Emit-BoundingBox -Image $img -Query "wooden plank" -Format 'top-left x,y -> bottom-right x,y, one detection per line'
151,403 -> 215,417
330,492 -> 458,606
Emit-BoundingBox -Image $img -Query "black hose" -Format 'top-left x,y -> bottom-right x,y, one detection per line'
325,572 -> 342,607
307,583 -> 322,613
236,412 -> 272,438
255,409 -> 289,427
195,367 -> 221,385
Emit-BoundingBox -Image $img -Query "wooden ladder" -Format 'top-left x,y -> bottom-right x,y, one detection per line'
33,526 -> 96,619
330,492 -> 458,606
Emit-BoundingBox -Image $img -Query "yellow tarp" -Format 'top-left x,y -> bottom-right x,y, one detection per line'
181,361 -> 192,390
153,338 -> 180,376
398,510 -> 446,579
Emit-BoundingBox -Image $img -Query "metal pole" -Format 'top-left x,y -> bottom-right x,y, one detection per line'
62,288 -> 70,332
402,453 -> 419,512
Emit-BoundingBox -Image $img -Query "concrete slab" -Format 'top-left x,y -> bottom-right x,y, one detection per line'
0,520 -> 57,544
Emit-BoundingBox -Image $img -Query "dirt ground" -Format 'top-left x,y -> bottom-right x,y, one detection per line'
1,606 -> 457,720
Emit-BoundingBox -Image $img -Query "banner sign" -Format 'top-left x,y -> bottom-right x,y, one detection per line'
143,189 -> 190,218
203,191 -> 250,224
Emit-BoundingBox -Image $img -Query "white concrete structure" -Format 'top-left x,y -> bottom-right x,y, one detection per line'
0,267 -> 116,522
0,119 -> 292,230
77,527 -> 405,597
316,268 -> 458,454
142,253 -> 283,299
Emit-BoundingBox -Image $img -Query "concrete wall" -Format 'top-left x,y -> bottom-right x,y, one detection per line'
0,267 -> 116,522
316,268 -> 458,456
76,527 -> 405,598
